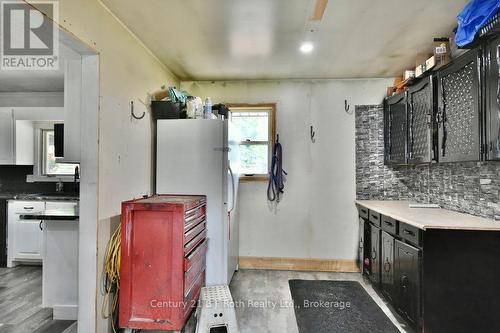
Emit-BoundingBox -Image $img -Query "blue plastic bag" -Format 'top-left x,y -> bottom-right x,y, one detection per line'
456,0 -> 500,46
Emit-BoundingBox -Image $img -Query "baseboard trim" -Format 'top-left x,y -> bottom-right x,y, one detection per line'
238,256 -> 360,272
53,305 -> 78,320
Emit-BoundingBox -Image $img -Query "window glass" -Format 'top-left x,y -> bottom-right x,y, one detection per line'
232,111 -> 269,142
43,130 -> 79,175
230,107 -> 273,177
239,144 -> 269,175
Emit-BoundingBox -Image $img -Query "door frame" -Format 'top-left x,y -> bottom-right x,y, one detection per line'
59,23 -> 100,332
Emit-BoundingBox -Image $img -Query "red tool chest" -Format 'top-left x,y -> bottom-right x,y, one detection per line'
119,195 -> 207,330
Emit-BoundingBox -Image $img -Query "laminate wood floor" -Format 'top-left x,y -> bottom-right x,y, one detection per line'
0,265 -> 75,333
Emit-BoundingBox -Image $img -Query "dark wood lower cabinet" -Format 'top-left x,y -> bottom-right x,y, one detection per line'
358,217 -> 364,271
370,224 -> 381,284
394,240 -> 421,328
381,231 -> 394,301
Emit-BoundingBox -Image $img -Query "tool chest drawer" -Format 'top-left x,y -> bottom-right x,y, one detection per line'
184,221 -> 206,245
184,239 -> 208,271
120,194 -> 207,331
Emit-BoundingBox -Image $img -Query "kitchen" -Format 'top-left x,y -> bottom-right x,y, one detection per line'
0,27 -> 96,331
1,0 -> 500,333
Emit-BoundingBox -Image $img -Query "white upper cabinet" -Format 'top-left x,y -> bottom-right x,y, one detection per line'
15,120 -> 35,165
0,108 -> 14,164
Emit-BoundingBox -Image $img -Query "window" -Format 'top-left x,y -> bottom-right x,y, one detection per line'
41,129 -> 79,175
229,104 -> 276,181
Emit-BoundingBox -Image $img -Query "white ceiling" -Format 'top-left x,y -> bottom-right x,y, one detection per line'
102,0 -> 468,81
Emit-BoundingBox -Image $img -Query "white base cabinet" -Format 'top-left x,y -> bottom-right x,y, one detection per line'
7,201 -> 45,267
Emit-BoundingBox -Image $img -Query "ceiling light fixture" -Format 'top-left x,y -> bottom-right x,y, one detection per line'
300,42 -> 314,53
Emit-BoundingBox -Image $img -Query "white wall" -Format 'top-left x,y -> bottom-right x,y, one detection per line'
0,92 -> 64,107
30,1 -> 180,331
181,79 -> 392,260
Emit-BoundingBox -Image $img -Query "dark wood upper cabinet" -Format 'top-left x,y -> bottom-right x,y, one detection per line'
407,76 -> 436,164
437,49 -> 482,162
486,36 -> 500,160
384,92 -> 407,165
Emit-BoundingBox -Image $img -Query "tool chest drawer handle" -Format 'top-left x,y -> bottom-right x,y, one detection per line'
184,222 -> 206,245
186,239 -> 207,261
184,230 -> 207,254
384,220 -> 394,226
361,208 -> 367,214
371,214 -> 379,220
184,215 -> 205,231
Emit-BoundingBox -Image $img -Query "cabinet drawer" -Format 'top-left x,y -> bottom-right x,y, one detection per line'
184,230 -> 207,255
184,239 -> 207,271
398,222 -> 421,247
184,256 -> 206,297
184,214 -> 205,233
184,221 -> 206,245
184,268 -> 205,299
358,206 -> 369,219
381,215 -> 397,235
185,203 -> 205,221
369,211 -> 381,226
12,201 -> 45,214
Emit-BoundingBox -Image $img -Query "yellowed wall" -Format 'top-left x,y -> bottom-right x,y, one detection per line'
29,0 -> 179,331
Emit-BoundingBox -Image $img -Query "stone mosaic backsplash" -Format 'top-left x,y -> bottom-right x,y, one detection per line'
355,105 -> 500,219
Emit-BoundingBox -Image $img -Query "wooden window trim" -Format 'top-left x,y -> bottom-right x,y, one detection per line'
227,103 -> 276,182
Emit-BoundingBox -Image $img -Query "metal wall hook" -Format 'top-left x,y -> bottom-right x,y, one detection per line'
345,99 -> 352,114
310,125 -> 316,143
130,101 -> 145,120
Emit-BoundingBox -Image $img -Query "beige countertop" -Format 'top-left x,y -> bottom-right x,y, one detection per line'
356,200 -> 500,231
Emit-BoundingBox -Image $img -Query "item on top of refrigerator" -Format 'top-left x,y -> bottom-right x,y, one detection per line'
151,100 -> 182,119
213,103 -> 230,118
151,88 -> 170,101
204,97 -> 212,119
168,86 -> 190,105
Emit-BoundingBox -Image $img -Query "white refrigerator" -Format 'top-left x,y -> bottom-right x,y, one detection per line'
156,118 -> 240,285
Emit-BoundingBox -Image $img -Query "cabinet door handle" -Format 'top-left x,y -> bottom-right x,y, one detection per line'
401,274 -> 409,292
23,207 -> 34,210
39,221 -> 43,231
361,209 -> 367,214
384,260 -> 391,272
371,215 -> 379,220
384,221 -> 393,227
403,229 -> 415,236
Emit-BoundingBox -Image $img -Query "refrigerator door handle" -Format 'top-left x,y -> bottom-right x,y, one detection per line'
228,163 -> 236,214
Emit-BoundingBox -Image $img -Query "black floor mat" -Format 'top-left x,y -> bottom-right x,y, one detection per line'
289,280 -> 400,333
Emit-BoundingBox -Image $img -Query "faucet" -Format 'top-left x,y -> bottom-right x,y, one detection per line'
74,166 -> 80,184
56,179 -> 64,192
